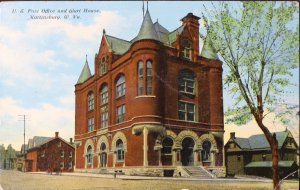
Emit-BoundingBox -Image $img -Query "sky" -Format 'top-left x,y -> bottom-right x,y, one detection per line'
0,1 -> 299,151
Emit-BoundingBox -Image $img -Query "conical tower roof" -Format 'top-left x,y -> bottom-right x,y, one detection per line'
200,33 -> 219,60
76,57 -> 92,84
135,9 -> 159,41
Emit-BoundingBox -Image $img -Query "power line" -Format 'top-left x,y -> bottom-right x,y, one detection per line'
18,115 -> 30,155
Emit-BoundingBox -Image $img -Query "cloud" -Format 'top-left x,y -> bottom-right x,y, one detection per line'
0,96 -> 74,150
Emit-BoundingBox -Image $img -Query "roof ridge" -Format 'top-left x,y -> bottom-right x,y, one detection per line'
105,34 -> 131,43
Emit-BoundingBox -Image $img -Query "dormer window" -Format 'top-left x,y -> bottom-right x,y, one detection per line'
181,39 -> 191,60
99,57 -> 107,76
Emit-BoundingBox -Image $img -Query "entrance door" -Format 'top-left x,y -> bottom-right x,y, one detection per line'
99,143 -> 107,167
100,153 -> 107,167
181,137 -> 194,166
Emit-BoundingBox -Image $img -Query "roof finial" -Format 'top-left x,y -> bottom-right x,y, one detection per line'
142,1 -> 145,17
85,54 -> 88,63
147,1 -> 148,11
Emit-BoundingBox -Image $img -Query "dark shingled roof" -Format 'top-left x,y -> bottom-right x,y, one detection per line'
102,10 -> 187,56
134,9 -> 159,41
229,131 -> 292,151
28,136 -> 52,149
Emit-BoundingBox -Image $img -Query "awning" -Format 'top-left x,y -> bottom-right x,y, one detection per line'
245,161 -> 296,168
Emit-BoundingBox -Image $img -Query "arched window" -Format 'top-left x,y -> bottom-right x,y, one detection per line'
116,139 -> 124,161
86,145 -> 93,164
146,61 -> 152,95
162,137 -> 173,155
181,39 -> 191,60
201,140 -> 211,161
116,75 -> 125,98
100,84 -> 108,105
87,92 -> 94,111
99,57 -> 107,76
100,143 -> 106,152
178,69 -> 195,94
137,61 -> 144,96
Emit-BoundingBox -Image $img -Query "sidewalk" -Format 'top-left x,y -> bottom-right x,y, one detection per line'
28,171 -> 276,182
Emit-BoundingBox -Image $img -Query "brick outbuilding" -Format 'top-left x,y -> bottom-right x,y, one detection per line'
26,132 -> 75,173
74,8 -> 225,177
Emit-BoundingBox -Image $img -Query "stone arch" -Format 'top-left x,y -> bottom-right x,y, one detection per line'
97,135 -> 109,153
175,130 -> 198,149
165,130 -> 177,140
111,131 -> 127,152
84,139 -> 94,154
197,133 -> 218,152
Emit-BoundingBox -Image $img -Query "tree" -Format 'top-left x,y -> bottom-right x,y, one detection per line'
203,2 -> 299,190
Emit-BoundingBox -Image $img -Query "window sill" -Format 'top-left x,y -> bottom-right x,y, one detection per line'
116,95 -> 125,100
135,95 -> 156,99
116,160 -> 124,163
178,119 -> 197,123
179,91 -> 195,97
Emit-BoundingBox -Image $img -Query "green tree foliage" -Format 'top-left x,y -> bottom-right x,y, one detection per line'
204,2 -> 299,125
203,2 -> 299,189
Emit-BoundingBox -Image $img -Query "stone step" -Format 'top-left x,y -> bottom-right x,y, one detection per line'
183,166 -> 213,179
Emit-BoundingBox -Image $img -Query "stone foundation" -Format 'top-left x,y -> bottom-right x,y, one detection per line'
206,166 -> 226,178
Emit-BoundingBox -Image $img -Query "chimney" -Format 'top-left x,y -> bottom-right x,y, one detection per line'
70,138 -> 73,144
55,132 -> 59,138
230,132 -> 235,139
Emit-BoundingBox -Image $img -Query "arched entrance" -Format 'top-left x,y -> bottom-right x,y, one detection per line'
99,143 -> 107,167
181,137 -> 194,166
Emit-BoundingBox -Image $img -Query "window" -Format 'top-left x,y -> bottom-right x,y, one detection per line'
178,70 -> 195,94
116,105 -> 125,123
116,139 -> 124,162
87,117 -> 94,132
181,39 -> 191,60
262,154 -> 266,161
237,155 -> 241,161
116,75 -> 125,98
41,150 -> 45,157
146,61 -> 152,95
178,101 -> 195,121
137,61 -> 144,96
58,142 -> 61,147
68,161 -> 73,169
100,57 -> 107,76
86,145 -> 93,164
60,151 -> 64,158
88,92 -> 94,111
60,162 -> 64,169
101,110 -> 108,128
69,151 -> 72,158
162,137 -> 173,155
201,140 -> 211,161
100,84 -> 108,105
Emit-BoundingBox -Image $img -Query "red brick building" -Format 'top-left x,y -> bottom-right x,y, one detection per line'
26,132 -> 75,173
74,9 -> 225,177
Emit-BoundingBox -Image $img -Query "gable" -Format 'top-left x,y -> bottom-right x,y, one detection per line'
226,141 -> 242,152
98,35 -> 111,56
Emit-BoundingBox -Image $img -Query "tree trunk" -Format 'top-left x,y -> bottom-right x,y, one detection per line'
254,116 -> 280,190
271,142 -> 280,190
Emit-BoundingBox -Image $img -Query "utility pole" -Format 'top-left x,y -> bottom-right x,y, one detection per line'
18,115 -> 30,154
